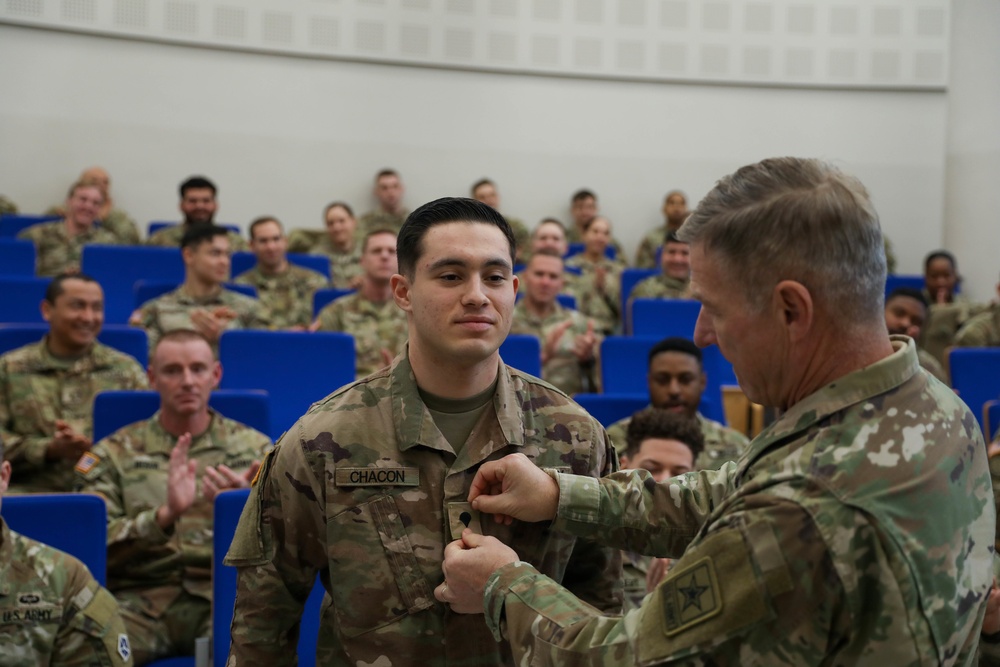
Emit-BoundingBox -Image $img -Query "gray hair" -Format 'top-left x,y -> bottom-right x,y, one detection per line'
677,157 -> 886,326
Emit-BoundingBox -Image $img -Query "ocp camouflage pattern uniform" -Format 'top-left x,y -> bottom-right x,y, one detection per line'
0,338 -> 147,493
620,550 -> 657,613
983,438 -> 1000,665
358,209 -> 409,236
146,224 -> 248,251
0,517 -> 133,667
233,264 -> 328,330
225,349 -> 622,666
606,411 -> 749,472
46,205 -> 142,245
917,348 -> 949,384
509,299 -> 601,395
920,292 -> 987,366
634,224 -> 676,269
629,274 -> 690,302
0,195 -> 17,215
563,255 -> 623,335
505,216 -> 530,261
309,238 -> 364,289
313,292 -> 408,379
482,338 -> 994,665
132,285 -> 270,355
954,303 -> 1000,348
75,410 -> 271,665
17,221 -> 120,276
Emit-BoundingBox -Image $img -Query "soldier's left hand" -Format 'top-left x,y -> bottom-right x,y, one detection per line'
435,529 -> 518,614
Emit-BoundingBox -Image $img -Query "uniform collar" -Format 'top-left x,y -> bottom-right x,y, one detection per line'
737,336 -> 918,479
0,518 -> 13,596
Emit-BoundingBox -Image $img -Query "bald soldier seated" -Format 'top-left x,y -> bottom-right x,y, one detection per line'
76,330 -> 271,666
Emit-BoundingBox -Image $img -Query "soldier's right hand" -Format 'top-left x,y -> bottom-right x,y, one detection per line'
469,453 -> 559,525
156,433 -> 198,528
46,420 -> 93,461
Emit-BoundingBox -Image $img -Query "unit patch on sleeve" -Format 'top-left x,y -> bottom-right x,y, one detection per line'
661,556 -> 722,636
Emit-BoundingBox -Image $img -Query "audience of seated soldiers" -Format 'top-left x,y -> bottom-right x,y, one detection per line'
146,176 -> 248,251
471,178 -> 530,260
629,230 -> 692,304
919,249 -> 988,365
884,287 -> 949,382
311,229 -> 408,379
564,216 -> 625,334
46,166 -> 141,245
234,216 -> 327,330
566,188 -> 626,259
606,336 -> 749,470
130,225 -> 269,354
19,179 -> 120,276
0,274 -> 148,493
75,330 -> 271,665
509,250 -> 600,394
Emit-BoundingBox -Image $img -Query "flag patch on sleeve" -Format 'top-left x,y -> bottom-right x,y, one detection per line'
74,452 -> 100,475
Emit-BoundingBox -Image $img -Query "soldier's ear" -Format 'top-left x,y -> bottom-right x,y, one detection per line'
391,273 -> 412,312
40,299 -> 52,323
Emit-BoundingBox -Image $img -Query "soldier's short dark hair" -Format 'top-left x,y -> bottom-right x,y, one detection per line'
648,337 -> 703,369
624,408 -> 704,460
181,224 -> 231,250
323,201 -> 355,219
887,287 -> 928,309
396,197 -> 515,279
924,250 -> 957,273
571,189 -> 596,204
362,228 -> 397,252
179,176 -> 217,198
249,216 -> 282,240
375,169 -> 399,182
44,273 -> 101,304
664,230 -> 686,245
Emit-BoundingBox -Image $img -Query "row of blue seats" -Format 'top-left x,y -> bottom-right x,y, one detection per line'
1,488 -> 322,667
0,214 -> 241,239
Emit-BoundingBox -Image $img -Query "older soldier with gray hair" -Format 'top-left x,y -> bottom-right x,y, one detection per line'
226,197 -> 621,666
437,157 -> 995,665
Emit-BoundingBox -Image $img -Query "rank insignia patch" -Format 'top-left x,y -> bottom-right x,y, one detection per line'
661,556 -> 722,636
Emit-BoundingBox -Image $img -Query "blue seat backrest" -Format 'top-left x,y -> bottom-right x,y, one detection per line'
313,288 -> 356,317
82,245 -> 185,323
499,334 -> 542,377
1,494 -> 108,585
949,348 -> 1000,435
0,214 -> 62,238
631,298 -> 701,339
572,393 -> 648,428
0,276 -> 51,324
0,238 -> 36,275
619,268 -> 659,332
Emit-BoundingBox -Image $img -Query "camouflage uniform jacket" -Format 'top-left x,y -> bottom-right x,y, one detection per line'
146,224 -> 248,251
46,204 -> 141,245
634,224 -> 677,269
76,410 -> 271,615
509,300 -> 601,395
313,292 -> 408,379
920,293 -> 986,366
0,338 -> 147,493
484,337 -> 994,666
358,209 -> 409,236
564,255 -> 623,335
629,274 -> 691,302
309,238 -> 363,289
505,216 -> 530,262
954,303 -> 1000,348
224,349 -> 622,666
917,348 -> 949,384
606,411 -> 749,471
234,264 -> 327,330
621,550 -> 654,613
0,517 -> 132,667
133,285 -> 269,355
17,220 -> 120,277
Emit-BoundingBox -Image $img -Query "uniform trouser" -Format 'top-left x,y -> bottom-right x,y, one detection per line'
116,588 -> 210,666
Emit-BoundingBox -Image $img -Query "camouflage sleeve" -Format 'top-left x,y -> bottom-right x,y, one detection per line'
133,304 -> 162,354
53,576 -> 132,667
120,359 -> 149,390
553,465 -> 737,557
954,314 -> 992,348
242,300 -> 273,331
226,439 -> 327,666
555,427 -> 623,614
314,303 -> 343,332
635,237 -> 656,269
79,443 -> 174,567
0,359 -> 52,471
484,498 -> 848,666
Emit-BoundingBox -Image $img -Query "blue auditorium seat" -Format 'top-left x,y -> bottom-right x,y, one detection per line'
631,298 -> 701,338
213,489 -> 325,667
619,268 -> 658,332
0,238 -> 36,275
572,393 -> 648,428
147,221 -> 242,236
0,275 -> 50,323
219,330 -> 354,440
92,390 -> 271,442
884,274 -> 925,296
1,494 -> 108,585
949,348 -> 1000,435
81,245 -> 185,323
313,287 -> 357,317
499,333 -> 542,377
0,213 -> 61,237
